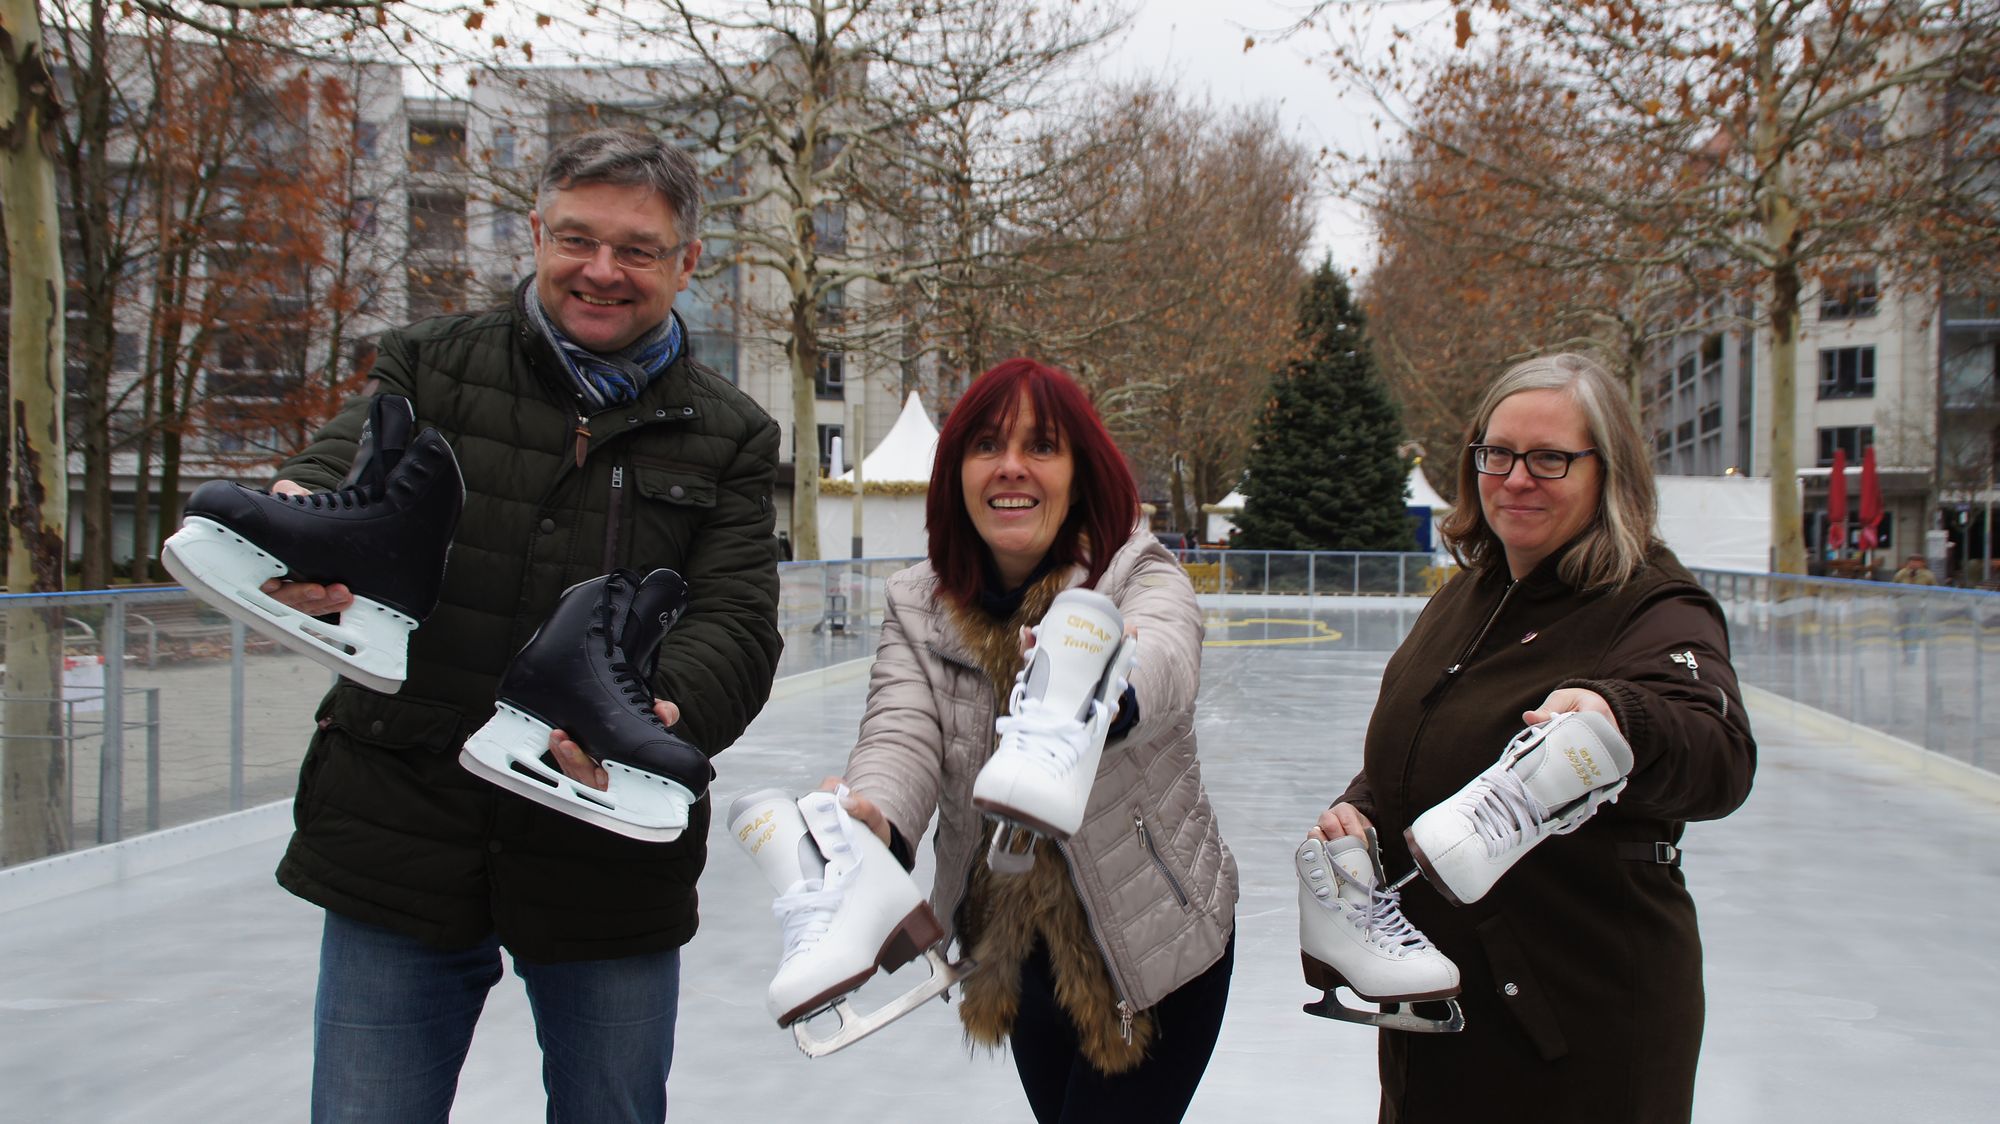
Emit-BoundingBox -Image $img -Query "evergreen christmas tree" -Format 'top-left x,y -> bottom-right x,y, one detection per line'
1234,263 -> 1414,552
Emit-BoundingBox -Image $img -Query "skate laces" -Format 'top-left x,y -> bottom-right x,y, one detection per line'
1462,759 -> 1557,856
1325,852 -> 1436,956
287,488 -> 370,511
597,579 -> 664,728
774,789 -> 860,962
773,880 -> 841,964
995,681 -> 1099,777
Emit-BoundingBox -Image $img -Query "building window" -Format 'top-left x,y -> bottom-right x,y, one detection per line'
686,331 -> 737,384
492,210 -> 522,247
408,121 -> 467,173
813,202 -> 847,254
1820,270 -> 1880,320
1818,346 -> 1876,399
1817,425 -> 1874,467
816,423 -> 843,473
409,191 -> 467,255
815,352 -> 846,399
407,265 -> 470,319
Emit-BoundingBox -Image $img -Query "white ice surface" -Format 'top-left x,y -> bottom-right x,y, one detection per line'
4,619 -> 1999,1122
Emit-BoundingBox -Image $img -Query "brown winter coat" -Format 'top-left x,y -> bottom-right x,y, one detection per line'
843,526 -> 1237,1071
1337,544 -> 1755,1123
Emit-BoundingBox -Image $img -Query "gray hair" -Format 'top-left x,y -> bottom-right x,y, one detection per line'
1438,352 -> 1660,589
536,128 -> 703,241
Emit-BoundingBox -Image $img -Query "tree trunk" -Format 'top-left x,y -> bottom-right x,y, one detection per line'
2,0 -> 75,861
1754,1 -> 1806,575
789,290 -> 822,560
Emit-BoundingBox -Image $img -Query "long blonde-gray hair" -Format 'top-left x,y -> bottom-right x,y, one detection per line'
1439,353 -> 1660,589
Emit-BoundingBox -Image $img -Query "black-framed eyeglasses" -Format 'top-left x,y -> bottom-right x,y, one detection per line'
545,232 -> 688,272
1469,444 -> 1600,479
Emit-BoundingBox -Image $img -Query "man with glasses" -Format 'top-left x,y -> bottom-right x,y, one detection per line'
265,129 -> 781,1122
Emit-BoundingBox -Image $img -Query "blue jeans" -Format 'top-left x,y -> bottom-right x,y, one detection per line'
311,911 -> 680,1123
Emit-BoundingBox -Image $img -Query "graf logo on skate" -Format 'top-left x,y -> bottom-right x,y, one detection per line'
1669,650 -> 1700,679
1066,614 -> 1114,643
736,809 -> 777,852
1563,745 -> 1604,783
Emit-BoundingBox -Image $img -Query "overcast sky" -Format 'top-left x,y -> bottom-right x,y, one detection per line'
1097,0 -> 1386,273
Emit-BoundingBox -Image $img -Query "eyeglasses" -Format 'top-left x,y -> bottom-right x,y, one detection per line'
544,232 -> 687,272
1469,444 -> 1600,479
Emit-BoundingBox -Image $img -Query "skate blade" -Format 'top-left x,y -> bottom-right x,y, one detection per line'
791,949 -> 976,1058
1303,988 -> 1465,1034
162,520 -> 412,693
979,820 -> 1045,875
459,706 -> 693,843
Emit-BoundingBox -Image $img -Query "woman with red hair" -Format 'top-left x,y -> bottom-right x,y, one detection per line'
834,358 -> 1237,1122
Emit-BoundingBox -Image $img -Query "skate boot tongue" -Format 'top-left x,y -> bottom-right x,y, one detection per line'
1319,836 -> 1381,908
339,395 -> 417,495
1021,591 -> 1124,723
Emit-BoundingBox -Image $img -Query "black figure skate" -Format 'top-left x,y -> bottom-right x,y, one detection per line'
160,395 -> 463,693
458,569 -> 707,842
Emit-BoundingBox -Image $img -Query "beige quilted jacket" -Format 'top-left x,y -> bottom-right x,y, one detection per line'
843,526 -> 1238,1011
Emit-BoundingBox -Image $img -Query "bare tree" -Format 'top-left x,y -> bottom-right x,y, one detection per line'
1305,0 -> 2000,573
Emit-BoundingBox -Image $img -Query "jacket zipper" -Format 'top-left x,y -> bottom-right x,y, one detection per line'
1133,809 -> 1191,909
1056,836 -> 1140,1044
602,464 -> 625,571
1402,578 -> 1521,818
573,413 -> 591,467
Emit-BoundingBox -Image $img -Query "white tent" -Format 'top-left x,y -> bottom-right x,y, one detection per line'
817,392 -> 937,560
1405,464 -> 1451,555
1201,489 -> 1248,543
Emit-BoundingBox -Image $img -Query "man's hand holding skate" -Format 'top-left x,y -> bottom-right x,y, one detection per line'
552,699 -> 682,791
247,480 -> 359,616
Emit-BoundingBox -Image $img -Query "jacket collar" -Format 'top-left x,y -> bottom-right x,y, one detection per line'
510,277 -> 700,424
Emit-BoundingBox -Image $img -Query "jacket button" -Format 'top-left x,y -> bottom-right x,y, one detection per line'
626,415 -> 639,425
1503,982 -> 1520,997
655,408 -> 667,418
669,485 -> 686,499
369,720 -> 385,736
681,406 -> 694,416
488,840 -> 503,854
539,518 -> 556,534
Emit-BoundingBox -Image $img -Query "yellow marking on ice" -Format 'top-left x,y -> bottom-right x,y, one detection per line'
1200,616 -> 1344,648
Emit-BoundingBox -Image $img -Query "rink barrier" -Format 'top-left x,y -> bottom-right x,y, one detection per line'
5,556 -> 1993,869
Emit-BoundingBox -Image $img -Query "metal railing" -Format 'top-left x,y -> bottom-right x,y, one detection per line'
7,552 -> 1988,866
0,561 -> 923,867
1692,568 -> 2000,776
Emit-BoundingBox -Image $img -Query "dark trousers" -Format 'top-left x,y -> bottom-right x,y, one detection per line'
1009,929 -> 1234,1124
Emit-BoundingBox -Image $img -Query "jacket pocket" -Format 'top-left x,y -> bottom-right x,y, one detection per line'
624,461 -> 719,570
1475,912 -> 1570,1062
631,462 -> 718,509
318,683 -> 469,754
1132,806 -> 1193,911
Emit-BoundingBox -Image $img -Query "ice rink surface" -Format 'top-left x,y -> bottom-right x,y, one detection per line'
5,607 -> 2000,1122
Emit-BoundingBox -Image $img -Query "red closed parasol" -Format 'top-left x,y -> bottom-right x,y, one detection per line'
1858,445 -> 1884,551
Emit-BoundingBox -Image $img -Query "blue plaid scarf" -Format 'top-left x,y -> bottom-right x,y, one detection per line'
525,291 -> 684,411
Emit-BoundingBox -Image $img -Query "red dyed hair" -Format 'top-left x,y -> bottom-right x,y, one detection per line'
927,358 -> 1139,609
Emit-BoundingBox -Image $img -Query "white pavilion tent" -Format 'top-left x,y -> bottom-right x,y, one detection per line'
815,391 -> 937,560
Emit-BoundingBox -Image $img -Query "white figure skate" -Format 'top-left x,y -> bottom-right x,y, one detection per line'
729,788 -> 973,1057
1406,710 -> 1636,905
972,588 -> 1138,874
1299,829 -> 1463,1033
161,395 -> 462,693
